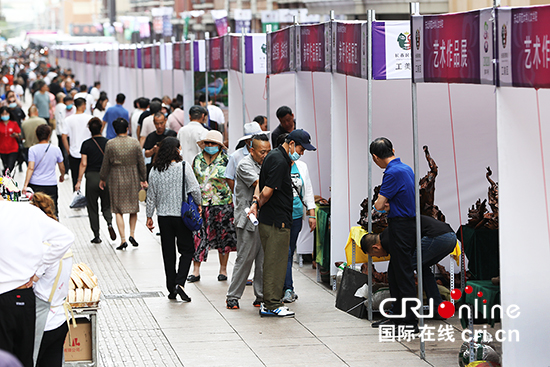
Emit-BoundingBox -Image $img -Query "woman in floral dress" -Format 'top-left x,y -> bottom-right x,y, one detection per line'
187,130 -> 237,282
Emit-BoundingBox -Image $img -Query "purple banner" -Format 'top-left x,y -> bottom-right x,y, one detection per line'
137,48 -> 142,69
268,27 -> 294,75
333,22 -> 367,79
412,8 -> 493,84
208,36 -> 225,71
296,23 -> 330,72
498,5 -> 550,88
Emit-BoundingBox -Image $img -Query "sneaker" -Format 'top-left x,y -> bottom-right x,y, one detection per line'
260,305 -> 295,318
226,299 -> 239,309
252,300 -> 262,308
282,289 -> 298,303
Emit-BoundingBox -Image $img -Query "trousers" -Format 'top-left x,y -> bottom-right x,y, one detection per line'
68,155 -> 81,191
386,217 -> 417,324
226,227 -> 264,301
158,216 -> 195,293
284,218 -> 303,291
0,288 -> 36,367
85,171 -> 113,238
36,322 -> 68,367
259,223 -> 290,310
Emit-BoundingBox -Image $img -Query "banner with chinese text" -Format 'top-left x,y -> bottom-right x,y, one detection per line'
372,21 -> 412,80
296,23 -> 331,72
208,36 -> 226,71
267,26 -> 295,75
144,46 -> 152,69
230,35 -> 241,72
411,8 -> 494,84
173,42 -> 182,70
184,41 -> 191,71
245,34 -> 267,74
498,5 -> 550,88
118,49 -> 124,67
154,44 -> 161,68
332,22 -> 367,79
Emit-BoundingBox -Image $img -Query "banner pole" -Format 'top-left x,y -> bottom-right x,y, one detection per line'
141,42 -> 145,97
93,46 -> 97,84
117,44 -> 121,98
366,8 -> 375,323
241,30 -> 247,132
410,2 -> 425,361
205,32 -> 210,106
294,15 -> 299,129
135,44 -> 139,100
172,36 -> 176,98
329,9 -> 335,291
190,34 -> 196,109
152,41 -> 157,96
160,38 -> 165,97
266,25 -> 271,130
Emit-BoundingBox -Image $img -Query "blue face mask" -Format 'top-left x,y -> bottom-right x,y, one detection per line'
1,115 -> 9,121
8,103 -> 16,108
288,145 -> 300,161
66,104 -> 73,110
204,146 -> 219,155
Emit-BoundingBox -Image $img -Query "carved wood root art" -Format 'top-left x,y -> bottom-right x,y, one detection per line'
467,167 -> 499,230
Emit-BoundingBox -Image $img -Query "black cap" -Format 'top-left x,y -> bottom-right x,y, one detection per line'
287,129 -> 316,151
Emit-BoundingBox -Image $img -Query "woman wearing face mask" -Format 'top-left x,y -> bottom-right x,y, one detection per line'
187,130 -> 237,283
0,106 -> 21,174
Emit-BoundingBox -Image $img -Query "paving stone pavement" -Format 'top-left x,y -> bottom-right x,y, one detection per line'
10,148 -> 466,367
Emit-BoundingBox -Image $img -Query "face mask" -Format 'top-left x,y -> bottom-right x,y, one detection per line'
66,104 -> 73,110
164,112 -> 168,117
204,146 -> 219,155
1,115 -> 9,121
288,144 -> 300,161
8,103 -> 16,108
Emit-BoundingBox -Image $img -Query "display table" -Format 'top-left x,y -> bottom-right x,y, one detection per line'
460,280 -> 501,328
458,226 -> 499,280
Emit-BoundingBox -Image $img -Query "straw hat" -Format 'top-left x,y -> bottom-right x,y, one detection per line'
197,130 -> 227,150
238,122 -> 270,143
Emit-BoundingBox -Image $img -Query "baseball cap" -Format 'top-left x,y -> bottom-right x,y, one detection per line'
287,129 -> 316,151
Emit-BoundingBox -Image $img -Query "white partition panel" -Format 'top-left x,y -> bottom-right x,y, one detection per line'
143,69 -> 157,99
182,70 -> 194,124
331,74 -> 369,275
497,87 -> 550,366
267,73 -> 295,131
228,71 -> 269,154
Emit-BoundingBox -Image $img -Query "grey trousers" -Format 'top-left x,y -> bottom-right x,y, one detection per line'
227,227 -> 264,301
33,296 -> 50,366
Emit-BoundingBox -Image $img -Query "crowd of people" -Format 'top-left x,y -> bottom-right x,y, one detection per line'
0,55 -> 322,366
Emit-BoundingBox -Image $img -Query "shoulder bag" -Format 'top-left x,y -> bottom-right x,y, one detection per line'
181,161 -> 203,231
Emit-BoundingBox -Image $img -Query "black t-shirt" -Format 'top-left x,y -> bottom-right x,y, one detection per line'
138,110 -> 152,128
380,215 -> 454,254
270,119 -> 296,148
10,107 -> 26,126
258,145 -> 293,228
143,129 -> 177,152
80,137 -> 108,172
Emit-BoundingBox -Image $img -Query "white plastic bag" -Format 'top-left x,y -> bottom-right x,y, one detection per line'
69,190 -> 87,209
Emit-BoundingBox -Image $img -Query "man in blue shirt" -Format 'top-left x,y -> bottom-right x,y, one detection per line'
370,137 -> 418,332
103,93 -> 129,139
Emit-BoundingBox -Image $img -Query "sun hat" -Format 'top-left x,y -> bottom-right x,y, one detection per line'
238,122 -> 270,143
197,130 -> 227,150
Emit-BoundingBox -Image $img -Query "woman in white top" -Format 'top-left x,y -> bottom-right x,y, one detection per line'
93,95 -> 109,138
30,193 -> 73,367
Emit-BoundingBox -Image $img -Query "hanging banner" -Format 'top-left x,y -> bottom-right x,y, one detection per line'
208,36 -> 226,71
137,48 -> 142,68
267,26 -> 295,75
296,23 -> 331,72
154,44 -> 161,68
332,22 -> 368,79
230,35 -> 241,72
144,46 -> 152,69
212,9 -> 229,37
234,9 -> 252,34
118,49 -> 124,67
194,40 -> 206,72
261,10 -> 280,33
245,34 -> 267,74
184,41 -> 192,71
173,42 -> 182,70
372,21 -> 412,80
498,5 -> 550,88
411,8 -> 494,84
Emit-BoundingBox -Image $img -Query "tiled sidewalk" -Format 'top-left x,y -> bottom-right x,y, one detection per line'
11,158 -> 462,366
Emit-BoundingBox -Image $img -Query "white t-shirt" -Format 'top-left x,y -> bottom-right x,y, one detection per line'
64,113 -> 92,158
140,115 -> 155,138
12,84 -> 24,99
74,92 -> 94,115
177,121 -> 207,164
90,87 -> 100,102
93,109 -> 107,137
207,104 -> 225,132
131,109 -> 144,139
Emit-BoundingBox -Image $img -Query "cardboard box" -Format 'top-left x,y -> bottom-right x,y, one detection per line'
63,318 -> 92,361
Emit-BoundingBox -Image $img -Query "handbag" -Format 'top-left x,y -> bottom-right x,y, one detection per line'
180,161 -> 203,231
69,190 -> 87,209
335,267 -> 368,319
